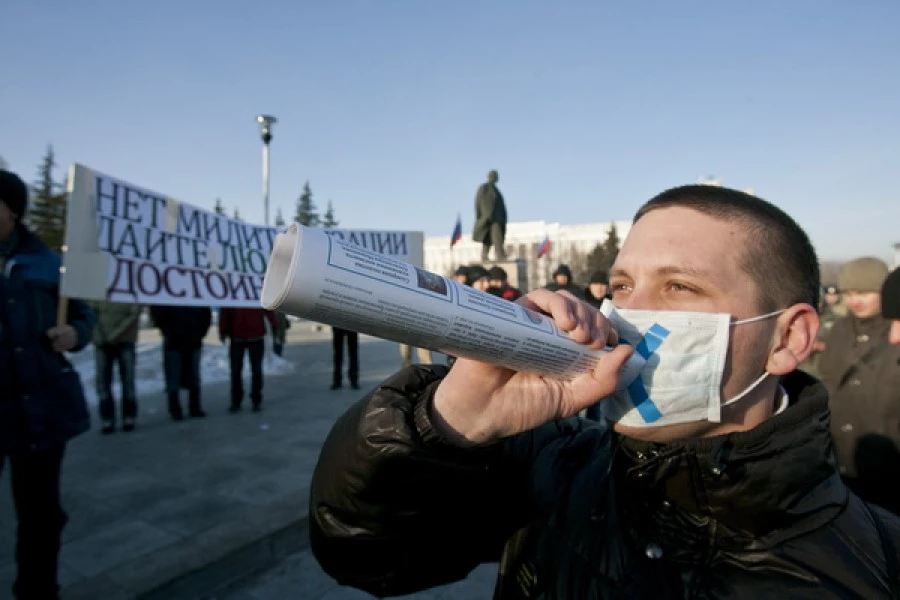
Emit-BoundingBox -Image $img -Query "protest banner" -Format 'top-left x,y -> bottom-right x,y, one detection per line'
60,164 -> 424,307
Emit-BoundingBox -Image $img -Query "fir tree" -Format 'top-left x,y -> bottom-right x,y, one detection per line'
233,208 -> 242,221
586,223 -> 621,275
274,208 -> 286,227
322,199 -> 338,228
27,146 -> 68,251
294,181 -> 320,227
214,198 -> 226,215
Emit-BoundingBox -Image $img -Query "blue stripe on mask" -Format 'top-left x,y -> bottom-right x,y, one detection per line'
635,323 -> 670,359
627,323 -> 670,423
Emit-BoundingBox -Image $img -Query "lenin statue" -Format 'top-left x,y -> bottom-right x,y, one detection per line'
473,170 -> 507,262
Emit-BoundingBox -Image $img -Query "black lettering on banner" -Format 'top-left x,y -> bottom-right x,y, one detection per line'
145,228 -> 168,263
178,205 -> 202,238
347,231 -> 365,249
227,273 -> 251,301
122,187 -> 143,224
391,233 -> 408,256
191,238 -> 209,269
95,176 -> 121,217
205,272 -> 228,300
263,228 -> 276,250
148,195 -> 167,229
107,257 -> 137,298
370,233 -> 390,254
325,230 -> 345,241
173,234 -> 191,267
219,244 -> 247,274
203,212 -> 235,246
227,221 -> 243,248
136,263 -> 162,296
188,269 -> 205,299
248,276 -> 263,301
244,249 -> 266,275
240,224 -> 263,251
163,266 -> 187,298
114,222 -> 141,259
97,215 -> 115,252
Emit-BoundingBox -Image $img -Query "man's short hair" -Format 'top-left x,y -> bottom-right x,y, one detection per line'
633,185 -> 820,311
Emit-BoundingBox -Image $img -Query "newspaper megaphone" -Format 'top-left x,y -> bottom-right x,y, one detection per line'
261,223 -> 642,382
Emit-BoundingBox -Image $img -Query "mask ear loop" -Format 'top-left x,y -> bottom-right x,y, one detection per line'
721,371 -> 771,409
722,309 -> 785,409
731,309 -> 786,326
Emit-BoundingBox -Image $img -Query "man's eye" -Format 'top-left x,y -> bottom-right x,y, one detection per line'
668,282 -> 695,293
610,283 -> 631,293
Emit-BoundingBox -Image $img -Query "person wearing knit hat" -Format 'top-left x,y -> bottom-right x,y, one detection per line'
818,255 -> 900,514
486,265 -> 522,301
543,263 -> 584,299
837,256 -> 889,295
881,267 -> 900,345
1,169 -> 97,598
465,265 -> 490,291
584,269 -> 609,309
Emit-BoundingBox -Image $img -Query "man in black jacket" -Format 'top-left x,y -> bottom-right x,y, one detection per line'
310,185 -> 900,599
149,304 -> 212,420
1,170 -> 96,600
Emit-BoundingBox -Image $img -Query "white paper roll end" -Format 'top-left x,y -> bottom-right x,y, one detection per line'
261,223 -> 300,310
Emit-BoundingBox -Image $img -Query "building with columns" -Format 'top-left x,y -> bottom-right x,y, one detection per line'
424,219 -> 632,291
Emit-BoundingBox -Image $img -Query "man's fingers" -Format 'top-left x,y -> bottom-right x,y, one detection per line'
566,345 -> 634,414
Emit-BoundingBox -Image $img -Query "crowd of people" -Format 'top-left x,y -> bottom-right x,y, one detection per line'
4,165 -> 900,598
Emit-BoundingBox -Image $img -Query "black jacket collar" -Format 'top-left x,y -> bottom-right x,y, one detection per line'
614,371 -> 846,538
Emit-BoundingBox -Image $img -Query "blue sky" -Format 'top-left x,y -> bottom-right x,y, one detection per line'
2,1 -> 898,262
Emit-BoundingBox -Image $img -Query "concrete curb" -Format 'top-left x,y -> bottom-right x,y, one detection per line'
63,492 -> 310,600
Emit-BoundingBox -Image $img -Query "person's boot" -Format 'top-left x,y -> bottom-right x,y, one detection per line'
100,397 -> 116,434
330,378 -> 342,390
122,399 -> 137,431
168,392 -> 184,421
188,388 -> 207,418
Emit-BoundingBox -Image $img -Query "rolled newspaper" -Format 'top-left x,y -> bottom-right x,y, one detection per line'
261,223 -> 644,382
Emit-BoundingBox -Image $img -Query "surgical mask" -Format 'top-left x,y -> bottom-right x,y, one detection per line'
597,299 -> 784,427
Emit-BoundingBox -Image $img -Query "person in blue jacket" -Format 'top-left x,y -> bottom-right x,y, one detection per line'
0,169 -> 96,600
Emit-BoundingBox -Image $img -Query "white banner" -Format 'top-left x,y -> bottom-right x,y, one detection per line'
60,164 -> 424,307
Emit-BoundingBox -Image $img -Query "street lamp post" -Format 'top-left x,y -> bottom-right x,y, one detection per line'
256,114 -> 277,226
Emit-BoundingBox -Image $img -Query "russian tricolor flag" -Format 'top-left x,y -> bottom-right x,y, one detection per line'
536,235 -> 551,258
450,214 -> 462,248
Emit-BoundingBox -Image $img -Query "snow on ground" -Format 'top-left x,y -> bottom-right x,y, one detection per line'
68,342 -> 295,406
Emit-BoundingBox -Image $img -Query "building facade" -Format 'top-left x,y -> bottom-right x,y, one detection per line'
424,220 -> 632,291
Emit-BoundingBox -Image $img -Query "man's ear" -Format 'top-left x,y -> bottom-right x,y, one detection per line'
766,304 -> 819,375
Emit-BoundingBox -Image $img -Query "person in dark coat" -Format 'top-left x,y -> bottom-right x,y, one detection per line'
219,307 -> 278,412
584,269 -> 610,309
0,169 -> 96,600
543,263 -> 584,299
149,304 -> 212,420
883,267 -> 900,345
308,185 -> 900,599
331,327 -> 359,390
473,170 -> 507,262
486,266 -> 522,301
817,257 -> 900,515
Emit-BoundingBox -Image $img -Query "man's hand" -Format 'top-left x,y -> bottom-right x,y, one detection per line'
432,289 -> 633,446
46,325 -> 78,353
